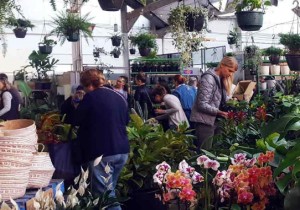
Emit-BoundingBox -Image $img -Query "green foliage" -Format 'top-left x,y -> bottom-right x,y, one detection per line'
233,0 -> 272,12
51,11 -> 93,45
39,36 -> 57,46
6,16 -> 34,29
26,50 -> 59,80
243,45 -> 262,71
110,47 -> 121,56
130,32 -> 157,51
264,46 -> 283,56
117,114 -> 196,197
49,0 -> 56,11
279,33 -> 300,54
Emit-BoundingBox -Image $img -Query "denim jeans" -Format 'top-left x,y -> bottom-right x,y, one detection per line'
88,153 -> 128,210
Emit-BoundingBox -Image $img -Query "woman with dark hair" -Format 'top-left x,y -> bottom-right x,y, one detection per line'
173,75 -> 197,122
74,69 -> 129,210
0,75 -> 21,120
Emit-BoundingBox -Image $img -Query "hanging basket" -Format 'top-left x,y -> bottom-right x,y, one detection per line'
98,0 -> 124,11
269,55 -> 280,65
227,36 -> 237,45
111,36 -> 122,47
130,48 -> 136,55
139,48 -> 151,57
113,53 -> 120,58
185,13 -> 205,32
66,31 -> 80,42
236,11 -> 264,31
13,27 -> 27,38
285,54 -> 300,71
39,44 -> 53,54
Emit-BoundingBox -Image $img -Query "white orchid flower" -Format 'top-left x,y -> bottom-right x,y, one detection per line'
1,201 -> 12,210
9,198 -> 19,210
93,155 -> 103,167
105,163 -> 111,174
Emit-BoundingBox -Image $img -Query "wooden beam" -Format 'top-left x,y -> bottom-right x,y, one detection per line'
126,0 -> 178,21
155,27 -> 168,38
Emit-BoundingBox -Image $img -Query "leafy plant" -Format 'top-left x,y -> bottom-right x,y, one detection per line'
264,46 -> 283,56
14,68 -> 28,81
231,0 -> 272,12
25,50 -> 59,80
51,11 -> 93,45
279,33 -> 300,54
39,36 -> 57,47
243,45 -> 262,72
110,47 -> 121,57
130,32 -> 157,51
168,4 -> 207,66
6,16 -> 34,29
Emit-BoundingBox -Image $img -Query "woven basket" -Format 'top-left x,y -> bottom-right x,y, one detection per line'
0,182 -> 27,200
27,144 -> 55,189
0,119 -> 36,136
0,166 -> 30,180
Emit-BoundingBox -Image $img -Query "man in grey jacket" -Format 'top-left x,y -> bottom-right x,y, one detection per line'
190,56 -> 238,150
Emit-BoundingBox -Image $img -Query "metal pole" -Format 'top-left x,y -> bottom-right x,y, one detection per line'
121,4 -> 129,76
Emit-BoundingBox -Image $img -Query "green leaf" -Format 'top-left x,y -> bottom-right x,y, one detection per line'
231,204 -> 241,210
276,173 -> 292,194
131,178 -> 143,188
201,149 -> 217,158
293,160 -> 300,179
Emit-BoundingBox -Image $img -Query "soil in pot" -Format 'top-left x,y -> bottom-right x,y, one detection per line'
139,48 -> 151,57
269,55 -> 280,65
39,45 -> 53,54
111,37 -> 121,47
236,11 -> 264,31
129,48 -> 136,55
13,28 -> 27,38
66,32 -> 80,42
185,13 -> 204,32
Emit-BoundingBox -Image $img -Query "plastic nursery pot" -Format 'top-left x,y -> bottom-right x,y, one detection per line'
236,11 -> 264,31
129,48 -> 136,55
39,45 -> 53,54
113,53 -> 120,58
13,28 -> 27,38
139,48 -> 151,57
93,51 -> 100,58
185,13 -> 205,32
285,54 -> 300,71
98,0 -> 124,11
269,55 -> 280,65
66,32 -> 80,42
111,36 -> 121,47
227,36 -> 237,45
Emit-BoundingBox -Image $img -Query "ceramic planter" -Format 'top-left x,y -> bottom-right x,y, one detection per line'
98,0 -> 124,11
39,45 -> 53,54
185,13 -> 205,32
259,65 -> 270,75
270,65 -> 280,75
269,55 -> 280,65
285,54 -> 300,71
13,28 -> 27,38
280,65 -> 290,75
236,11 -> 264,31
139,48 -> 151,57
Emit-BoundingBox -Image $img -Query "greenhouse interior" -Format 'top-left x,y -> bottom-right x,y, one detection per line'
0,0 -> 300,209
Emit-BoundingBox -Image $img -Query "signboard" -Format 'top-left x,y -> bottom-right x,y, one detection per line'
182,68 -> 201,76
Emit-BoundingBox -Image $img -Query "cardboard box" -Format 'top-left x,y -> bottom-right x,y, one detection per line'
233,80 -> 256,102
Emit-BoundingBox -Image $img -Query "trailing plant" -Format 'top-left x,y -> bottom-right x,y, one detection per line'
51,11 -> 93,45
230,0 -> 272,12
265,46 -> 283,56
168,4 -> 207,66
243,45 -> 262,73
279,33 -> 300,54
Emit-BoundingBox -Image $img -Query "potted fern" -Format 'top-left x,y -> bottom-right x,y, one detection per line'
6,17 -> 35,38
110,47 -> 121,58
279,33 -> 300,71
51,11 -> 93,44
233,0 -> 271,31
38,36 -> 57,54
130,33 -> 158,57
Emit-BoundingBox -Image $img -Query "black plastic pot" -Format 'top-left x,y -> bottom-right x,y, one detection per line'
39,45 -> 53,54
285,54 -> 300,71
139,48 -> 151,57
66,32 -> 80,42
35,81 -> 52,90
13,28 -> 27,38
111,36 -> 121,47
130,48 -> 136,55
236,11 -> 264,31
269,55 -> 280,65
93,51 -> 100,58
98,0 -> 124,11
227,36 -> 237,45
185,13 -> 205,32
113,53 -> 120,58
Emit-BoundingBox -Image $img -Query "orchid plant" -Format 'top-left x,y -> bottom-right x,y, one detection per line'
0,196 -> 19,210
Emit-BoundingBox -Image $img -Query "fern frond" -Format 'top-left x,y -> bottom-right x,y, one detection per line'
49,0 -> 56,11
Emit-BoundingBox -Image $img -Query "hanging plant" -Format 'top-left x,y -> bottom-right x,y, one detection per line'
6,17 -> 34,38
168,4 -> 208,67
110,47 -> 121,58
38,36 -> 57,54
227,28 -> 238,45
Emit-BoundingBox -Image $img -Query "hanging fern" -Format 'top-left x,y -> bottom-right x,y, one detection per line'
49,0 -> 56,11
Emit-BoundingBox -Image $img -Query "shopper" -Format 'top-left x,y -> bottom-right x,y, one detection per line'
0,73 -> 23,105
134,72 -> 154,118
152,85 -> 189,129
60,85 -> 85,124
114,76 -> 128,99
172,75 -> 197,122
190,56 -> 238,150
0,75 -> 22,120
74,69 -> 129,210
